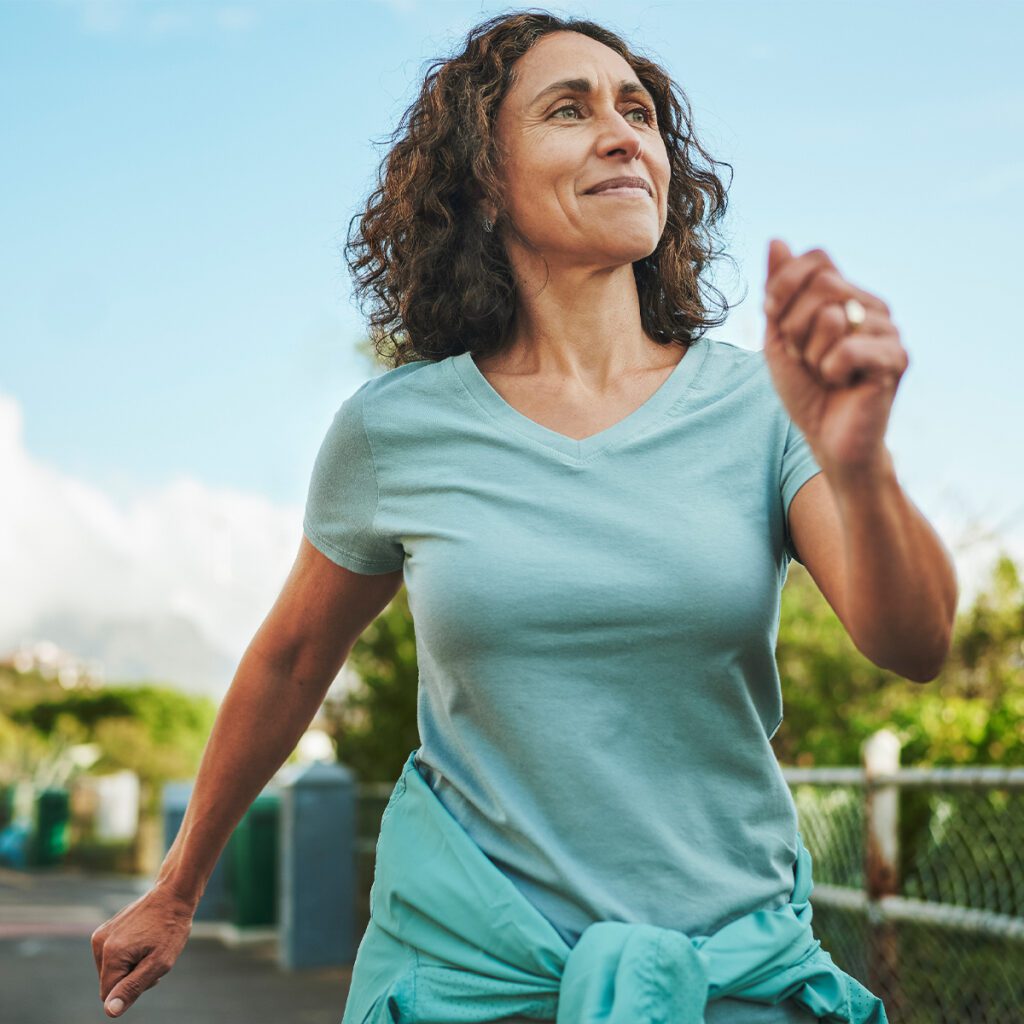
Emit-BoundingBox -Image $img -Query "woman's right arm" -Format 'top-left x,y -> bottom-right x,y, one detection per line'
91,535 -> 405,1017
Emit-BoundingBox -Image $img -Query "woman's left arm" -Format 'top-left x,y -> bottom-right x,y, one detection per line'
791,450 -> 958,682
764,238 -> 959,682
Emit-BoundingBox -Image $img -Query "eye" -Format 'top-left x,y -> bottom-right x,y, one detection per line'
550,101 -> 656,125
627,104 -> 656,124
550,101 -> 584,120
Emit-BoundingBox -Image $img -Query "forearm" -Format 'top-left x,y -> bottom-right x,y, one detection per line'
825,447 -> 959,682
154,643 -> 340,907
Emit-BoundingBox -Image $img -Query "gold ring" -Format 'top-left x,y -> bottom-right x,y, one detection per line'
843,297 -> 867,331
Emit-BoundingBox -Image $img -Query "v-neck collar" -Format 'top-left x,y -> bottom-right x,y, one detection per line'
447,337 -> 712,462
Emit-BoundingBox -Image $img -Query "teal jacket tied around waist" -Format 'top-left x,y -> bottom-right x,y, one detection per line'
342,749 -> 889,1024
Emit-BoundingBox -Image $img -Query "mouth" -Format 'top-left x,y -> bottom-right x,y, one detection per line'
585,186 -> 650,198
584,176 -> 652,196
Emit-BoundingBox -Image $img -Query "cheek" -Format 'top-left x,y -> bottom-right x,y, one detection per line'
507,189 -> 563,241
507,170 -> 579,231
505,135 -> 583,217
654,155 -> 672,193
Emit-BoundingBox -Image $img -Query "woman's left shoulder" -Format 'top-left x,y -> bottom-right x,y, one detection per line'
695,336 -> 773,399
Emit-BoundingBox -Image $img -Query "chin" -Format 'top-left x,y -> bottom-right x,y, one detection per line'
593,232 -> 659,264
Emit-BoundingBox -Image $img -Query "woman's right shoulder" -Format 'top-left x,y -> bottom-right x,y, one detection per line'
331,358 -> 446,417
344,357 -> 457,449
355,357 -> 448,403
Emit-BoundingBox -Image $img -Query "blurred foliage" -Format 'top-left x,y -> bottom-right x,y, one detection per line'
0,672 -> 217,815
321,549 -> 1023,782
320,584 -> 420,785
773,551 -> 1024,768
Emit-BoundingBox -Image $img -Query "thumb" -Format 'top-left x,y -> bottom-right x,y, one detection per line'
767,237 -> 792,280
104,961 -> 161,1017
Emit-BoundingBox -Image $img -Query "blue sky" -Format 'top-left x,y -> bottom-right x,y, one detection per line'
1,0 -> 1022,670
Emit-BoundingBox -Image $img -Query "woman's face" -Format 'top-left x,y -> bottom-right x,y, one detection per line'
490,30 -> 671,272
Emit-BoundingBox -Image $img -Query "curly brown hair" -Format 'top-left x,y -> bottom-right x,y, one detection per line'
344,8 -> 739,369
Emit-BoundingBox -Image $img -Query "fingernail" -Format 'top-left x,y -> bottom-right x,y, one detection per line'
107,997 -> 124,1015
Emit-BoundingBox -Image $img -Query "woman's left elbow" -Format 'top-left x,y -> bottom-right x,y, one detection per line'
888,632 -> 953,683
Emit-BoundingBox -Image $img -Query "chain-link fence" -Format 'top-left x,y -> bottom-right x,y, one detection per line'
785,733 -> 1024,1024
354,736 -> 1024,1023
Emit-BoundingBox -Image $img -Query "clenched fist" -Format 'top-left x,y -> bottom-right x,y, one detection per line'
90,882 -> 197,1017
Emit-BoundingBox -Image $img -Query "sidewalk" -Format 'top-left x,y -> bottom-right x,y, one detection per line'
0,866 -> 353,1024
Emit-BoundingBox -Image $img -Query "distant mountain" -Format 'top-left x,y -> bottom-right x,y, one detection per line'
3,609 -> 239,700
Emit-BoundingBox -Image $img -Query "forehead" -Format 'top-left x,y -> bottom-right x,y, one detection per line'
505,31 -> 644,108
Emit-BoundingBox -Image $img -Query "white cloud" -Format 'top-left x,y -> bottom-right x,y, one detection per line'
0,392 -> 300,665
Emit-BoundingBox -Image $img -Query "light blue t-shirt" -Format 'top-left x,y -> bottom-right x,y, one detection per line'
303,335 -> 825,1024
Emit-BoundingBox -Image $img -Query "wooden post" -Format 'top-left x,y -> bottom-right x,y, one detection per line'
863,728 -> 903,1019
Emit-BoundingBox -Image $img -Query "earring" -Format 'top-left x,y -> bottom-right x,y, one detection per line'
482,216 -> 494,233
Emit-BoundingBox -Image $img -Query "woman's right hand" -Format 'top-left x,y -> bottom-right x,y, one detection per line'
90,881 -> 197,1018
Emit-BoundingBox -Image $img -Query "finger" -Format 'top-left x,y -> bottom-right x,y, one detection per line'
91,928 -> 105,977
764,316 -> 816,381
817,328 -> 909,389
103,952 -> 170,1017
802,308 -> 893,386
765,247 -> 836,322
772,262 -> 839,358
776,269 -> 892,355
798,301 -> 851,382
91,906 -> 130,977
791,298 -> 890,374
766,237 -> 793,280
100,943 -> 152,1002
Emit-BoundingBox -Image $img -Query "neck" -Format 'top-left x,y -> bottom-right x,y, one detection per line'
492,257 -> 674,387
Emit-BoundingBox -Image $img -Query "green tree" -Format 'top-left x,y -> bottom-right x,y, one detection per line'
2,675 -> 217,812
320,585 -> 419,784
774,550 -> 1024,768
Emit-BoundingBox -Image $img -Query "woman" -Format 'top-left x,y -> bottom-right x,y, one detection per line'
91,10 -> 957,1024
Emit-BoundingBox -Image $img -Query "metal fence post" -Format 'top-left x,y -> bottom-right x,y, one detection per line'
863,728 -> 903,1018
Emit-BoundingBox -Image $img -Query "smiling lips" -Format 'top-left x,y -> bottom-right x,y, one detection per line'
584,176 -> 652,196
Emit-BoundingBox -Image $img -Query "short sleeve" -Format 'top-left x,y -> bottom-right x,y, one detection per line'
780,416 -> 823,565
302,384 -> 406,574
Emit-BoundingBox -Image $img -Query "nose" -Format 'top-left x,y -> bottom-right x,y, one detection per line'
592,109 -> 644,162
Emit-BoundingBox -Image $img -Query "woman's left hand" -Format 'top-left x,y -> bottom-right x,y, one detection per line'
762,238 -> 909,475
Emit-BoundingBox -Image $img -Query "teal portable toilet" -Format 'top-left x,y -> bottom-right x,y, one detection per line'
226,790 -> 279,927
31,788 -> 70,867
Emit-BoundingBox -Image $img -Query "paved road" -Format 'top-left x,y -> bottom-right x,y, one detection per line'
0,866 -> 353,1024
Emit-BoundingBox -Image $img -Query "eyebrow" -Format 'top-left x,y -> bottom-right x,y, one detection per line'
528,76 -> 655,109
